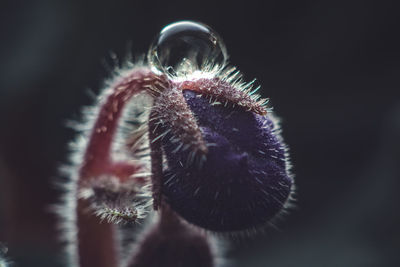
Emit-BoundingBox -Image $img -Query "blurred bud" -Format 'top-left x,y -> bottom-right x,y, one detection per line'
127,207 -> 215,267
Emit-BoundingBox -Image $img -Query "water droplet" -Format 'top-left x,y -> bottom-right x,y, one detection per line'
148,21 -> 228,76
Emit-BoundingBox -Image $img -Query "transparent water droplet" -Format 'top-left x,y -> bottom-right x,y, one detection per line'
148,21 -> 228,76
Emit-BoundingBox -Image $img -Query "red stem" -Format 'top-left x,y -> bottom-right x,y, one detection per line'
75,67 -> 166,267
77,199 -> 120,267
79,68 -> 157,181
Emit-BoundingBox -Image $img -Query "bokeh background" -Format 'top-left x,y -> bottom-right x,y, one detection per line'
1,0 -> 399,266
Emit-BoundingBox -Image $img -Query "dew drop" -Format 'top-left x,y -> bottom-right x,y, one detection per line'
148,21 -> 228,76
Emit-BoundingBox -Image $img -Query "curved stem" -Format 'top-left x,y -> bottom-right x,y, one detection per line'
73,67 -> 167,267
79,68 -> 161,182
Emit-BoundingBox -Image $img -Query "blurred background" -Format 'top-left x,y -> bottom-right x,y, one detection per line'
0,0 -> 399,266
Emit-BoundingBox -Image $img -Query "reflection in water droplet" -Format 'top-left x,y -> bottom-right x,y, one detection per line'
148,21 -> 228,76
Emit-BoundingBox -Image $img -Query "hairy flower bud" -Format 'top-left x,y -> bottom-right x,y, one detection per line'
160,89 -> 293,232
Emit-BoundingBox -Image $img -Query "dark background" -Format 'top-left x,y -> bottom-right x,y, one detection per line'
0,0 -> 399,266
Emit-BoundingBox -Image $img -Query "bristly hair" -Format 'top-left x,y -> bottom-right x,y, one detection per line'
169,61 -> 270,116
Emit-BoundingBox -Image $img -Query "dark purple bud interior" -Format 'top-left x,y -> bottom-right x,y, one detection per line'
161,89 -> 292,232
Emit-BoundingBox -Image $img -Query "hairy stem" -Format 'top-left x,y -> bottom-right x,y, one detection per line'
79,67 -> 161,182
74,67 -> 167,267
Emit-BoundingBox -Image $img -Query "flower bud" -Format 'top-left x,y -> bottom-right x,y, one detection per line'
127,207 -> 215,267
160,89 -> 293,232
